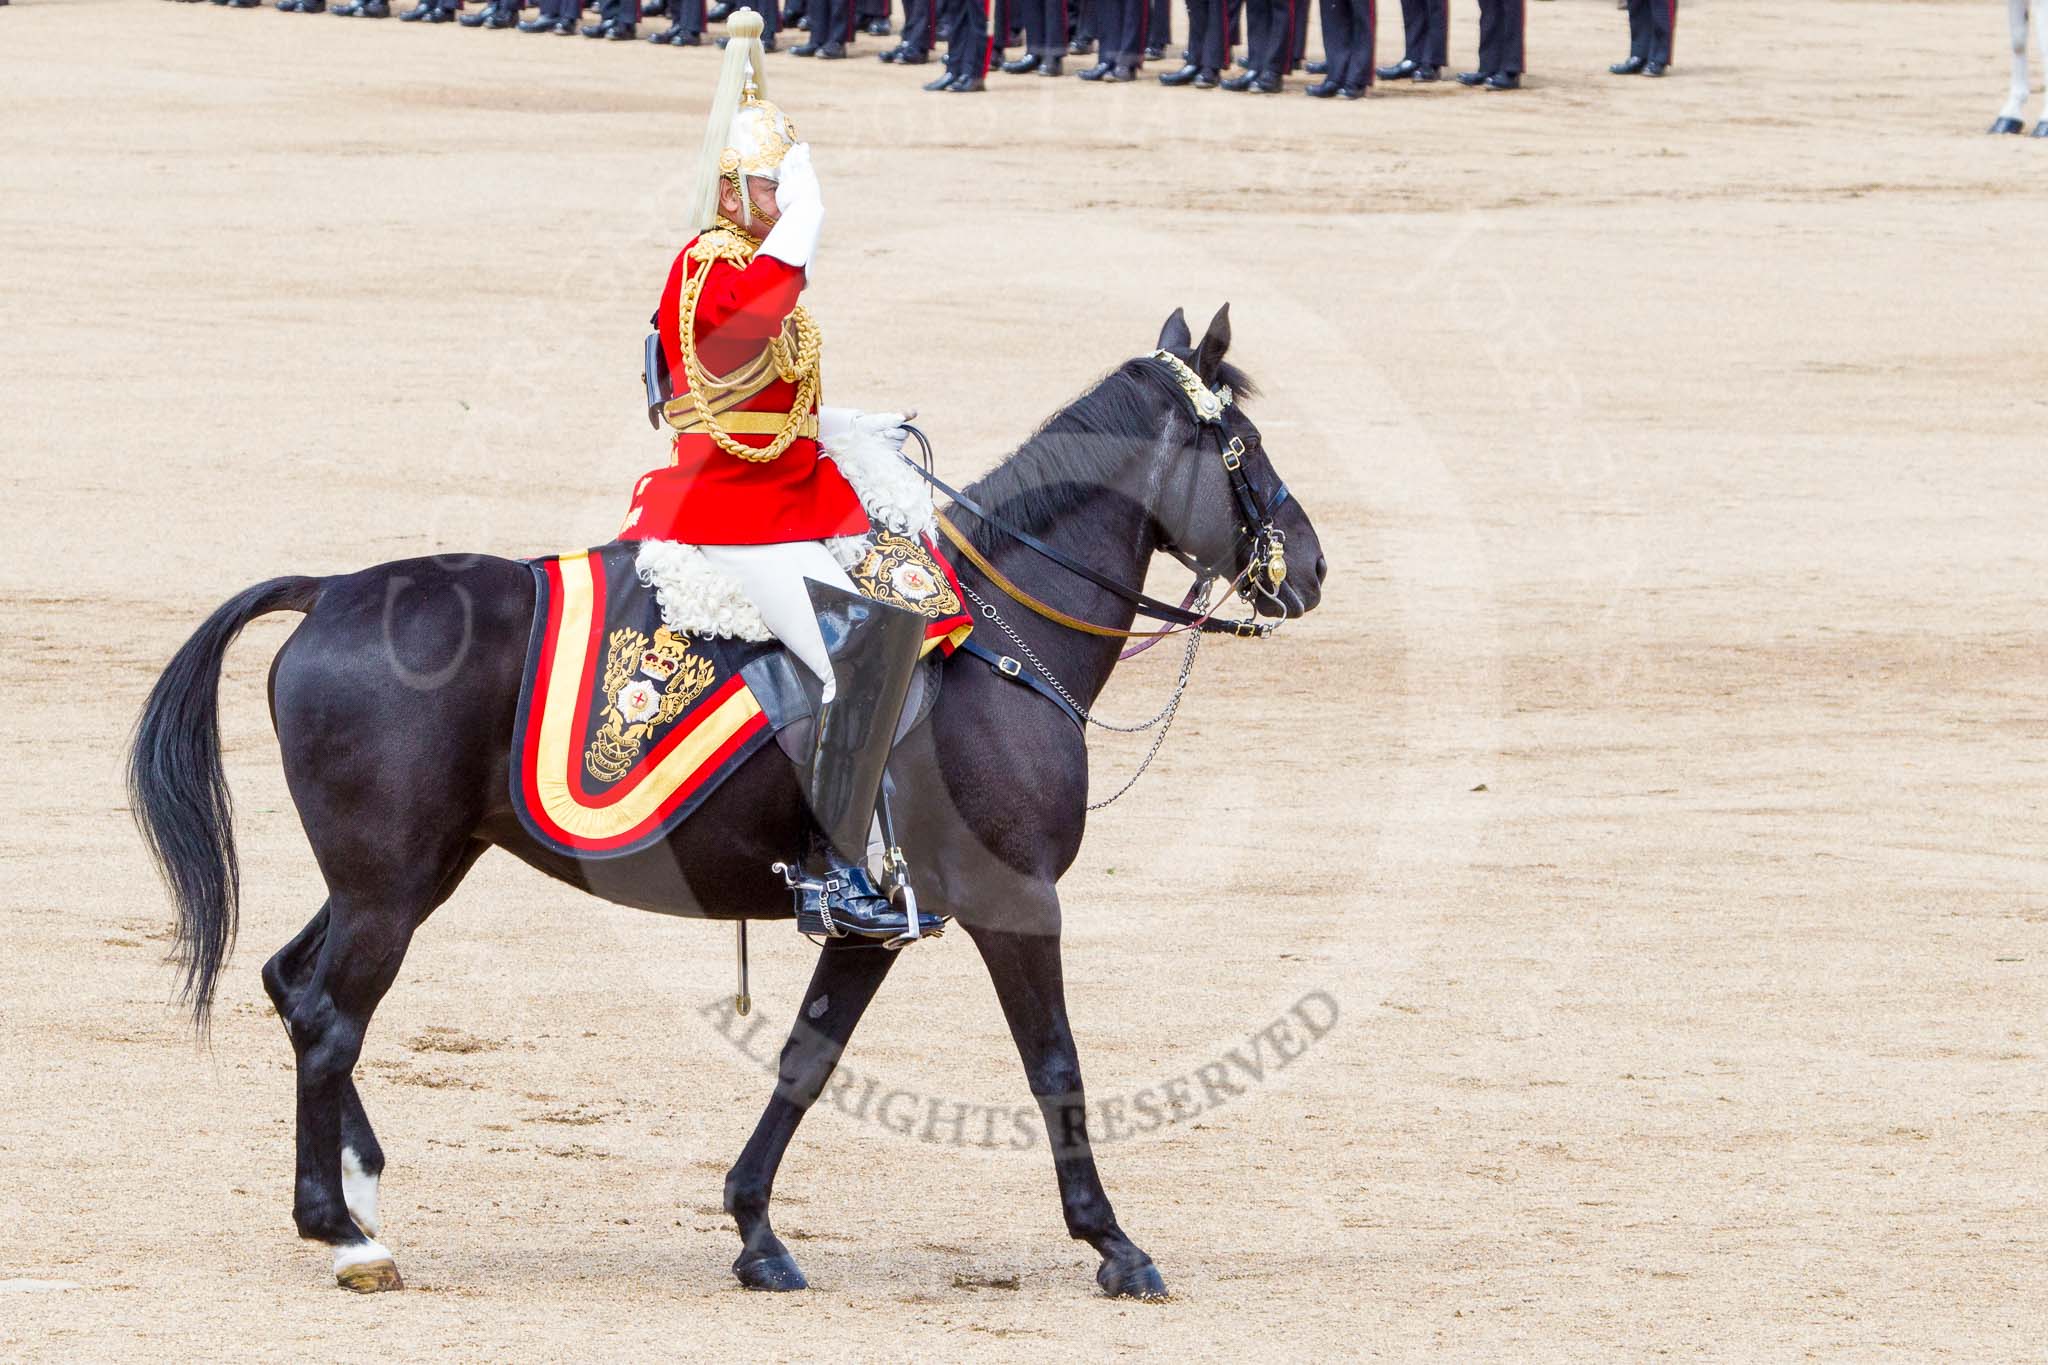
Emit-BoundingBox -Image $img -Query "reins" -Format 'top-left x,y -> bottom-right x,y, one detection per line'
898,351 -> 1291,649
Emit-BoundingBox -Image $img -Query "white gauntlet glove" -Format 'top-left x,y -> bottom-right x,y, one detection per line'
760,143 -> 824,272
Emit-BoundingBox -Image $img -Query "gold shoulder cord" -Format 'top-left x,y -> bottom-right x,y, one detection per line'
677,226 -> 823,464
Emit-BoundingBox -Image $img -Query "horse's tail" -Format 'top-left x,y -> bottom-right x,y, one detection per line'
128,575 -> 323,1032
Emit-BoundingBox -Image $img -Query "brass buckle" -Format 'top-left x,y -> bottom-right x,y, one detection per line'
1234,620 -> 1262,638
1222,437 -> 1246,471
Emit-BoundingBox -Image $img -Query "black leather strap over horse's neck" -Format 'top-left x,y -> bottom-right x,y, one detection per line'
899,367 -> 1287,640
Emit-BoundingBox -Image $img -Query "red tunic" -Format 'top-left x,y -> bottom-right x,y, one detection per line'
618,238 -> 866,546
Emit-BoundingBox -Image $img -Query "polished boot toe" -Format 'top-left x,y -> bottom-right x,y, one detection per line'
1304,78 -> 1340,97
1609,54 -> 1645,73
817,41 -> 846,56
1108,63 -> 1136,80
1376,57 -> 1416,80
895,46 -> 929,62
1454,69 -> 1489,85
1158,62 -> 1200,85
1641,61 -> 1665,77
1337,83 -> 1364,98
1192,65 -> 1219,86
1077,60 -> 1114,79
922,71 -> 958,89
947,74 -> 985,90
1219,69 -> 1258,90
1001,52 -> 1040,72
1144,43 -> 1165,59
1484,70 -> 1520,88
1068,35 -> 1095,54
789,40 -> 821,53
1305,59 -> 1327,74
1249,72 -> 1280,92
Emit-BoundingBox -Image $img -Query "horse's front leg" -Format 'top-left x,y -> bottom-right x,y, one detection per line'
725,938 -> 901,1291
1997,0 -> 2033,129
2031,0 -> 2048,133
967,920 -> 1167,1300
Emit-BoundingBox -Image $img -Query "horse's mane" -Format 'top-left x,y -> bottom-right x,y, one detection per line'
956,355 -> 1258,554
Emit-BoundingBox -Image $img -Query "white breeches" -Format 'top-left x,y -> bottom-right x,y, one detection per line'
698,541 -> 857,702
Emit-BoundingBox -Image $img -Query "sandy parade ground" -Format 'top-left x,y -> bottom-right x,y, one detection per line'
2,0 -> 2045,1356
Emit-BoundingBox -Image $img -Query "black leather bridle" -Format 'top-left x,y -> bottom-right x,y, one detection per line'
900,351 -> 1293,640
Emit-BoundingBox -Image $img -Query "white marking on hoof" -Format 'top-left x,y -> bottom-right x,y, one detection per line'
341,1146 -> 381,1238
333,1238 -> 403,1293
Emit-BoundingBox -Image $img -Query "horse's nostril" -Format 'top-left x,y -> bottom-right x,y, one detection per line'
1314,554 -> 1327,584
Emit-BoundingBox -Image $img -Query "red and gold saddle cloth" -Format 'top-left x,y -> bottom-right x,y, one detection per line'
512,533 -> 972,860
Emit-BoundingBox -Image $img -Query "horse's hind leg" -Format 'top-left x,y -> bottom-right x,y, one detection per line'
725,940 -> 901,1291
275,842 -> 482,1292
968,920 -> 1167,1300
2032,0 -> 2048,133
262,905 -> 387,1240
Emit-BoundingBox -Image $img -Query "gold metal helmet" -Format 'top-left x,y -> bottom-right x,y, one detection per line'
690,9 -> 799,233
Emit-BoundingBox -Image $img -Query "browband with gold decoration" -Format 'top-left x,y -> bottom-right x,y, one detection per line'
1150,349 -> 1232,425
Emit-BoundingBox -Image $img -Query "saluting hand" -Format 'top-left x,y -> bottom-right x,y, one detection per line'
775,143 -> 822,220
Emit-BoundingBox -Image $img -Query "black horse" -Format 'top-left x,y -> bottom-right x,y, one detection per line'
128,304 -> 1325,1299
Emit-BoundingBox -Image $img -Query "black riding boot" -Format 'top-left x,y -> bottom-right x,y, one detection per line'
779,581 -> 944,943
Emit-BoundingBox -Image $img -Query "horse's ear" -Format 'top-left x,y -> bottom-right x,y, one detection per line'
1193,302 -> 1231,383
1157,307 -> 1192,354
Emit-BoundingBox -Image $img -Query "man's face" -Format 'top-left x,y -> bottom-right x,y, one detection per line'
721,174 -> 781,230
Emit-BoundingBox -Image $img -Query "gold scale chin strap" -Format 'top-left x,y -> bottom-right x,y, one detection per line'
676,224 -> 823,464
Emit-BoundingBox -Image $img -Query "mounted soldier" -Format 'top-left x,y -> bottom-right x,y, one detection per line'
621,9 -> 933,943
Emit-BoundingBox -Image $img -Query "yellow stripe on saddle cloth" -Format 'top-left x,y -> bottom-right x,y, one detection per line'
510,532 -> 973,860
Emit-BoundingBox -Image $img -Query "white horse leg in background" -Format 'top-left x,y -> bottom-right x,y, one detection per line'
1992,0 -> 2048,135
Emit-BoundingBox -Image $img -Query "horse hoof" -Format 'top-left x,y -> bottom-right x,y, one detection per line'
1989,116 -> 2025,135
733,1252 -> 808,1291
2032,121 -> 2048,138
335,1258 -> 404,1293
1096,1257 -> 1168,1300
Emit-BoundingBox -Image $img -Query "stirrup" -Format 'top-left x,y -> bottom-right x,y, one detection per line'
773,859 -> 945,948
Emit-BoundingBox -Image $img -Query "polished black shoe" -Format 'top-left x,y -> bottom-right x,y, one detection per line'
1642,61 -> 1666,77
397,2 -> 432,16
1609,54 -> 1645,74
1305,77 -> 1340,97
1305,59 -> 1327,74
1158,61 -> 1201,85
1376,57 -> 1416,80
1412,63 -> 1440,81
922,71 -> 958,90
1107,62 -> 1136,80
1485,70 -> 1519,88
1249,72 -> 1280,92
517,12 -> 552,27
895,46 -> 928,62
1144,43 -> 1164,59
1077,60 -> 1114,79
817,40 -> 847,56
1220,69 -> 1259,90
948,74 -> 985,90
714,31 -> 774,47
1337,83 -> 1364,98
1068,35 -> 1095,54
706,0 -> 734,16
334,0 -> 390,12
550,16 -> 574,29
1001,52 -> 1040,72
861,16 -> 888,32
651,23 -> 697,40
1193,65 -> 1218,86
789,40 -> 821,53
1454,68 -> 1489,85
877,42 -> 902,59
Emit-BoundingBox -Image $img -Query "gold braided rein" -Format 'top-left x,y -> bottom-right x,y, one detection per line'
677,227 -> 822,464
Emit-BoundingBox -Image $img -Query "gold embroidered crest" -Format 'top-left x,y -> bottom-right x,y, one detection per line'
585,626 -> 718,784
851,533 -> 961,620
